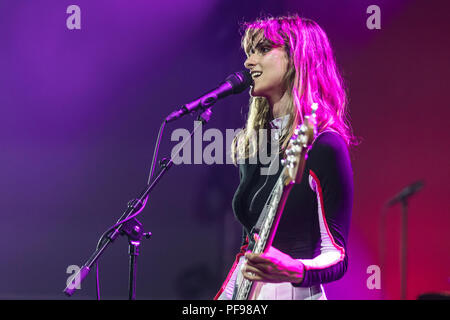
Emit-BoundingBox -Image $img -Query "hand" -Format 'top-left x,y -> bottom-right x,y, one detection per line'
242,234 -> 305,284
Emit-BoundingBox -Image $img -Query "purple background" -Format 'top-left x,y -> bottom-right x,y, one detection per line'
0,0 -> 448,299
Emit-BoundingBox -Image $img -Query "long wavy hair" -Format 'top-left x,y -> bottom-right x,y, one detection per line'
231,14 -> 356,164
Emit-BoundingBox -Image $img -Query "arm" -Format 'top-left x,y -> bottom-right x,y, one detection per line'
292,132 -> 353,287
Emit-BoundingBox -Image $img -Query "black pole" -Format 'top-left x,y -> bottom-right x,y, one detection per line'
382,180 -> 423,300
379,205 -> 388,300
128,240 -> 140,300
400,199 -> 408,300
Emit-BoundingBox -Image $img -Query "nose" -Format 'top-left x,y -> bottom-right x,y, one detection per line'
244,54 -> 257,70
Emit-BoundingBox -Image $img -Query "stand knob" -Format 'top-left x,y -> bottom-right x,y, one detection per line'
143,232 -> 152,239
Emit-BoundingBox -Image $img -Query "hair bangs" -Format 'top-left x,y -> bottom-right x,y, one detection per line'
241,19 -> 286,57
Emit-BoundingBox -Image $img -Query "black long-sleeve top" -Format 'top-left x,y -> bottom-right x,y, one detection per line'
231,130 -> 353,287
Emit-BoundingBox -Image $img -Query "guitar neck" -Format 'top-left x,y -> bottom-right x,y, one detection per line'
256,179 -> 293,253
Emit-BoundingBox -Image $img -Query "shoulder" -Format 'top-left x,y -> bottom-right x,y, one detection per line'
310,131 -> 349,156
307,131 -> 352,173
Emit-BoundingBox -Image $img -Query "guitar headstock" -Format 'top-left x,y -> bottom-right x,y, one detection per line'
282,103 -> 318,185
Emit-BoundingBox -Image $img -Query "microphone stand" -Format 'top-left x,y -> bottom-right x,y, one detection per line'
400,198 -> 408,300
381,183 -> 422,300
64,107 -> 213,299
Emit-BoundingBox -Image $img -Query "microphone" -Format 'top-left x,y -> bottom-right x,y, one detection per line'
165,70 -> 253,123
386,180 -> 424,207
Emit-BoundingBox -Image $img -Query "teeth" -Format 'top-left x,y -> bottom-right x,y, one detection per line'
251,72 -> 262,78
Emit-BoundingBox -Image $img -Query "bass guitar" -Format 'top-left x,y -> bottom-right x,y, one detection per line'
233,103 -> 318,300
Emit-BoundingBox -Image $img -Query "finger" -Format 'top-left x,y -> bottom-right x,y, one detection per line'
241,265 -> 267,281
247,259 -> 278,274
245,252 -> 270,263
243,264 -> 264,274
242,271 -> 263,281
242,271 -> 264,281
242,264 -> 286,283
244,263 -> 280,280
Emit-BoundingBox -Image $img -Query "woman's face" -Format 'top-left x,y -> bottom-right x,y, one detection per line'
244,34 -> 290,102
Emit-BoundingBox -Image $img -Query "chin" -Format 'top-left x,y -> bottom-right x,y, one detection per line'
250,86 -> 267,98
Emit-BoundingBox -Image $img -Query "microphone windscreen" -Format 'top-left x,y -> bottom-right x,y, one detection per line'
226,70 -> 253,94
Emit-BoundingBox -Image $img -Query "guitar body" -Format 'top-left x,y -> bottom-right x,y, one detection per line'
228,253 -> 324,300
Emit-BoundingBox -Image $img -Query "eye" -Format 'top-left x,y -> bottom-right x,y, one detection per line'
259,46 -> 271,54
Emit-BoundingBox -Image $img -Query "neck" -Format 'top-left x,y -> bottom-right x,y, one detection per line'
268,90 -> 290,119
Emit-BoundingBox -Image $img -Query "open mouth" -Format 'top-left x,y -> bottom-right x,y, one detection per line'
251,71 -> 262,79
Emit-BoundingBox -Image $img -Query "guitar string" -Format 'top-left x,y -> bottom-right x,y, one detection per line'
237,178 -> 282,300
